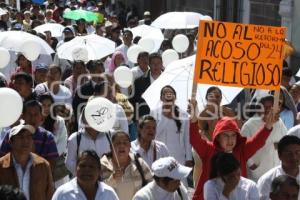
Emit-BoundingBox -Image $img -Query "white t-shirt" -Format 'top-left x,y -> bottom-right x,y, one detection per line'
65,130 -> 111,175
204,177 -> 259,200
257,165 -> 300,200
133,181 -> 189,200
131,139 -> 169,167
34,82 -> 72,105
52,178 -> 119,200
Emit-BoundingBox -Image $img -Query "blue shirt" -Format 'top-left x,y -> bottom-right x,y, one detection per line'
0,126 -> 58,160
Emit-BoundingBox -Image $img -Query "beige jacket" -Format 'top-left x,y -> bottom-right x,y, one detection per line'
101,153 -> 152,200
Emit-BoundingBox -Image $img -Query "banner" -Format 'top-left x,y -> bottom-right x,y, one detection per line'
194,21 -> 286,90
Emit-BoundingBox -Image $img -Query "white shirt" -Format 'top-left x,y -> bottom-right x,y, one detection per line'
133,181 -> 189,200
240,116 -> 287,182
257,165 -> 300,200
65,130 -> 111,175
13,155 -> 33,200
53,116 -> 68,156
150,107 -> 192,165
131,66 -> 148,81
204,177 -> 259,200
35,82 -> 72,105
287,124 -> 300,138
52,178 -> 119,200
131,139 -> 169,167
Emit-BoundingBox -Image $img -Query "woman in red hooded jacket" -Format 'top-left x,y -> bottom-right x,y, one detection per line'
188,99 -> 277,200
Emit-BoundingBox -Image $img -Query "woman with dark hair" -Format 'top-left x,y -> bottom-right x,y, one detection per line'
100,131 -> 152,200
38,92 -> 69,187
150,85 -> 193,168
52,150 -> 119,200
204,152 -> 259,200
15,53 -> 32,74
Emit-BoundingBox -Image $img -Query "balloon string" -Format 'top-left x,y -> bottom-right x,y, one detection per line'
107,132 -> 121,168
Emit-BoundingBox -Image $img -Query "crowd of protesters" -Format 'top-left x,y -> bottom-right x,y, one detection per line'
0,0 -> 300,200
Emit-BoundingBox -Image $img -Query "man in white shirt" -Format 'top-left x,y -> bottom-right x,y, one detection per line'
131,51 -> 149,81
131,115 -> 169,167
241,94 -> 287,182
133,156 -> 191,200
65,115 -> 111,175
257,135 -> 300,200
116,29 -> 134,68
269,175 -> 299,200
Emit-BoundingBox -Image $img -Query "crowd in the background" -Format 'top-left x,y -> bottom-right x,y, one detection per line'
0,0 -> 299,200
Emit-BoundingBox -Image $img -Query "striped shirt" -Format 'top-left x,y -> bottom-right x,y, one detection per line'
0,126 -> 58,160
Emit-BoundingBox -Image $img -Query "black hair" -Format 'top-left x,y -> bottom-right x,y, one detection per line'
137,115 -> 156,138
112,131 -> 130,143
138,115 -> 156,129
271,175 -> 299,195
205,86 -> 222,100
73,60 -> 86,69
14,72 -> 33,85
160,85 -> 181,132
149,52 -> 162,64
49,64 -> 62,75
282,67 -> 293,78
0,185 -> 26,200
278,135 -> 300,156
77,150 -> 101,169
38,92 -> 55,133
209,152 -> 240,179
23,100 -> 42,114
86,60 -> 104,73
15,53 -> 31,66
137,51 -> 149,60
123,29 -> 133,38
133,36 -> 141,44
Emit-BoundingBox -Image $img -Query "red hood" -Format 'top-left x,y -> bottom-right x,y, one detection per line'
212,117 -> 245,148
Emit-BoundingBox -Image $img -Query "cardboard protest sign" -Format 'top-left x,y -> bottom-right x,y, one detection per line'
194,21 -> 286,90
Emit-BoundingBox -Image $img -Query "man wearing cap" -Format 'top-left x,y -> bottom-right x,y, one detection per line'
0,124 -> 54,200
34,63 -> 48,87
133,157 -> 191,200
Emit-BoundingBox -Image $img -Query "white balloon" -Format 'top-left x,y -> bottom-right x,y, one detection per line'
0,88 -> 23,127
172,34 -> 189,53
138,38 -> 155,53
127,45 -> 143,63
0,47 -> 10,68
20,40 -> 41,61
201,15 -> 213,21
113,66 -> 133,88
72,46 -> 89,62
84,97 -> 116,132
162,49 -> 179,67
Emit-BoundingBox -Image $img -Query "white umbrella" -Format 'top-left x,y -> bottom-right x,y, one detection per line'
130,24 -> 164,51
151,12 -> 203,29
34,23 -> 65,38
57,34 -> 116,61
142,55 -> 243,111
0,31 -> 54,55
